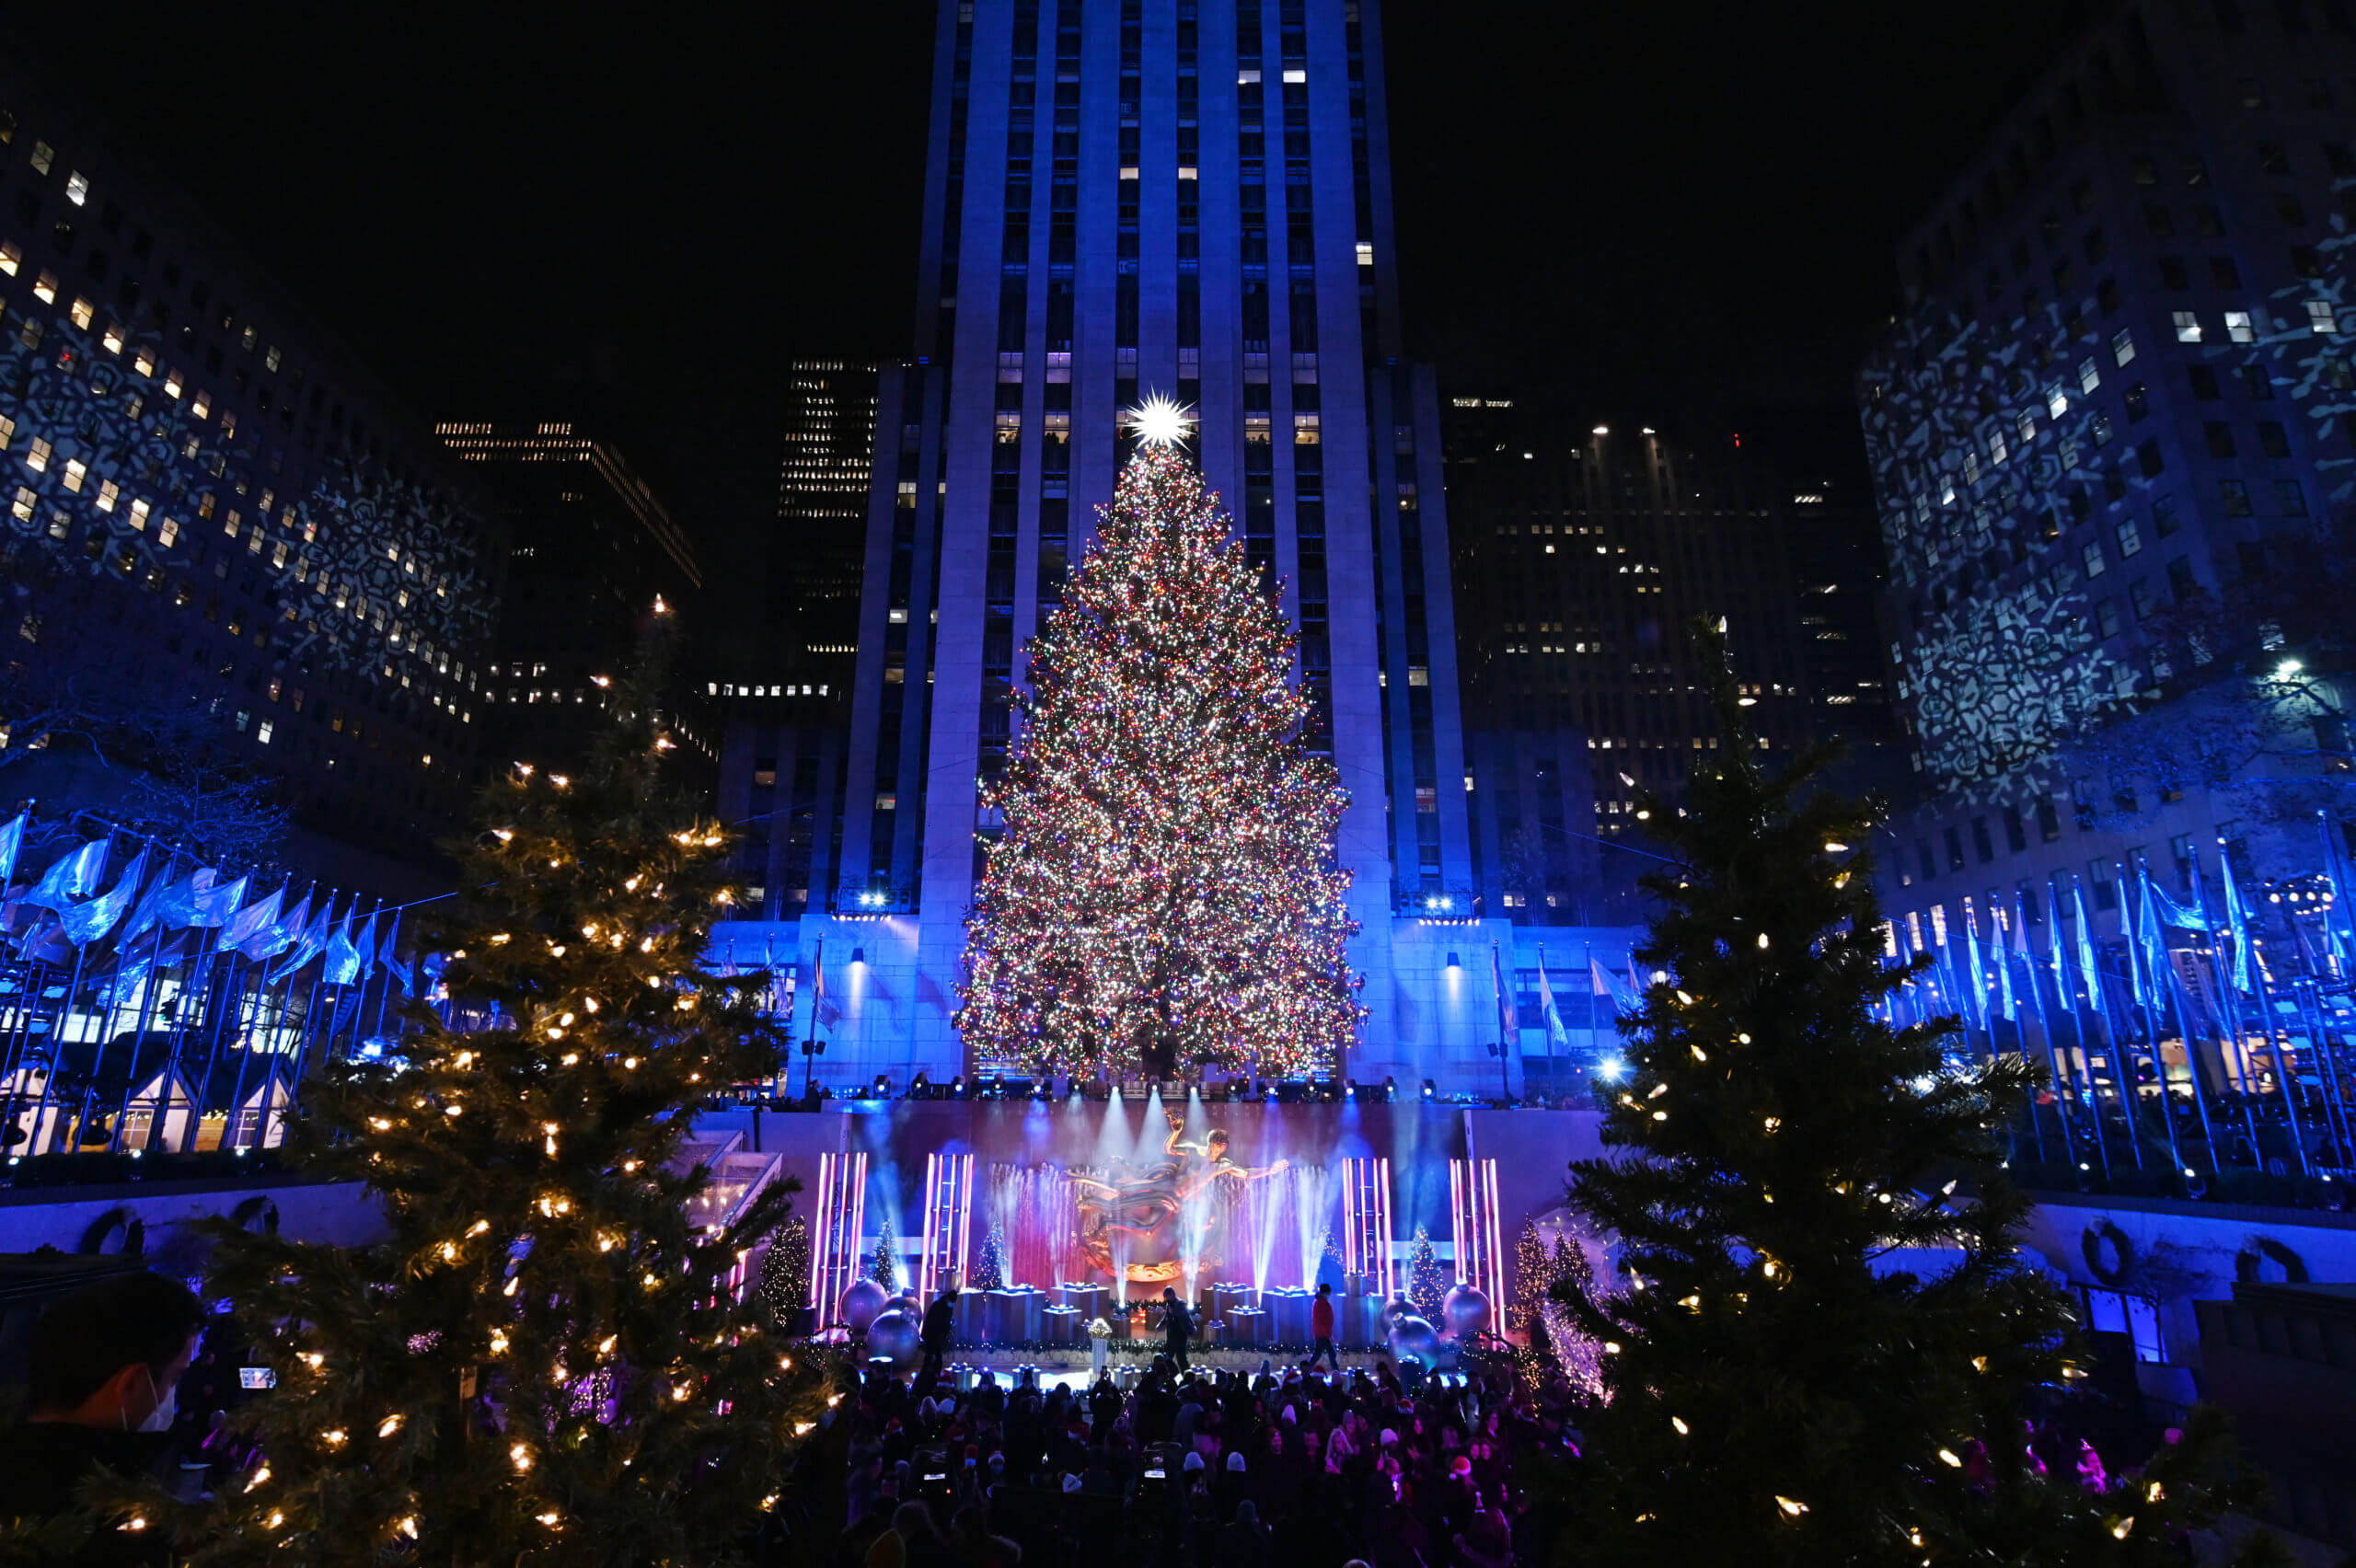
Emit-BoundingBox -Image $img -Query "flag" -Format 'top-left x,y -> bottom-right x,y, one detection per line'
2136,864 -> 2172,1016
0,810 -> 25,887
379,914 -> 412,993
119,860 -> 186,946
2144,877 -> 2210,931
269,894 -> 336,981
60,847 -> 148,946
1994,905 -> 2018,1023
23,839 -> 107,913
191,872 -> 248,928
216,881 -> 285,955
2220,849 -> 2255,994
241,885 -> 310,963
1962,899 -> 1989,1031
1590,955 -> 1641,1017
323,905 -> 368,986
2319,813 -> 2356,971
813,943 -> 841,1027
1535,948 -> 1571,1050
2071,878 -> 2104,1016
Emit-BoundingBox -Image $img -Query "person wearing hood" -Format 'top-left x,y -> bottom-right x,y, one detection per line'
0,1271 -> 205,1567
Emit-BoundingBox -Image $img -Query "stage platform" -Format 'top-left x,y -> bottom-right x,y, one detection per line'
896,1348 -> 1410,1392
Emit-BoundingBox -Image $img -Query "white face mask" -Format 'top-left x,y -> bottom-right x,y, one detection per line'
134,1367 -> 178,1434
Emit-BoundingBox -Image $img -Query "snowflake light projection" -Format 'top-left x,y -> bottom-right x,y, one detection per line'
0,317 -> 491,679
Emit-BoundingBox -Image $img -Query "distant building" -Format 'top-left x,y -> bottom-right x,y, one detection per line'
766,340 -> 888,698
434,385 -> 712,778
0,67 -> 496,881
1442,398 -> 1841,918
1860,0 -> 2356,951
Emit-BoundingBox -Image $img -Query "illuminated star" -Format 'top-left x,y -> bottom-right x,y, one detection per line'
1124,393 -> 1196,448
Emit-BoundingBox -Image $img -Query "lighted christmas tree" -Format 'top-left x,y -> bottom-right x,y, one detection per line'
954,401 -> 1363,1078
1553,618 -> 2271,1566
758,1216 -> 812,1332
970,1223 -> 1009,1292
104,612 -> 834,1565
1406,1225 -> 1445,1320
871,1216 -> 899,1292
1509,1218 -> 1549,1337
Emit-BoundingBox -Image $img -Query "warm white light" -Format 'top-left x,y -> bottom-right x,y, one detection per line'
2275,659 -> 2304,679
1592,424 -> 1610,435
1125,393 -> 1196,448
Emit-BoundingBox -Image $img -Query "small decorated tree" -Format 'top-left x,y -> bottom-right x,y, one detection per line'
1406,1225 -> 1446,1320
758,1216 -> 812,1331
1509,1218 -> 1549,1337
872,1216 -> 900,1292
970,1224 -> 1009,1292
108,614 -> 834,1566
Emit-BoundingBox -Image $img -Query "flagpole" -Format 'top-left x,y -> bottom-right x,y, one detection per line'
2018,895 -> 2076,1173
2244,922 -> 2312,1179
1502,943 -> 1519,1105
27,828 -> 117,1156
2059,882 -> 2112,1183
2125,863 -> 2183,1180
372,910 -> 405,1045
803,939 -> 824,1103
2189,849 -> 2263,1168
105,839 -> 184,1154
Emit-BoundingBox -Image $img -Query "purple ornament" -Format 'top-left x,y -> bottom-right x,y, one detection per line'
839,1277 -> 889,1334
1441,1284 -> 1492,1342
1388,1313 -> 1440,1368
863,1307 -> 922,1371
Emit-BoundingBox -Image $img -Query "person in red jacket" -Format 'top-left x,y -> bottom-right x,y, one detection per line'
1310,1282 -> 1339,1369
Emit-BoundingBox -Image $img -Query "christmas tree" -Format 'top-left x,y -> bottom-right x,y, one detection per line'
1406,1225 -> 1445,1320
109,613 -> 833,1565
954,407 -> 1363,1079
1508,1218 -> 1548,1336
970,1223 -> 1009,1292
1555,619 -> 2271,1565
758,1216 -> 812,1331
871,1216 -> 899,1292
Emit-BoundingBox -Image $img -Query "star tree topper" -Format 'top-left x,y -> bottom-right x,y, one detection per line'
1124,392 -> 1196,448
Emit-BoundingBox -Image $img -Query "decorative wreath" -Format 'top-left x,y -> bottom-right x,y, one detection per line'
2081,1219 -> 2135,1286
2235,1236 -> 2308,1284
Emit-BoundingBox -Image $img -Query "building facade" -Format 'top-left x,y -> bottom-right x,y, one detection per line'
0,67 -> 497,879
1444,398 -> 1854,919
1861,0 -> 2356,964
753,0 -> 1486,1090
433,385 -> 711,778
768,340 -> 889,698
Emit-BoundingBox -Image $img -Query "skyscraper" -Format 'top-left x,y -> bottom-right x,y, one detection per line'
434,385 -> 710,778
814,0 -> 1476,1086
769,340 -> 889,698
1862,0 -> 2356,950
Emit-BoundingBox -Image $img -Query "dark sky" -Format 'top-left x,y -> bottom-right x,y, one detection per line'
17,0 -> 2089,606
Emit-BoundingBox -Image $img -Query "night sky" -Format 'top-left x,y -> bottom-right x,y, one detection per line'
15,0 -> 2088,618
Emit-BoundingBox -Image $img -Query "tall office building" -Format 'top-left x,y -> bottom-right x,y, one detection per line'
1862,0 -> 2356,947
434,385 -> 712,778
1443,398 -> 1828,919
808,0 -> 1476,1086
768,340 -> 890,698
0,66 -> 495,882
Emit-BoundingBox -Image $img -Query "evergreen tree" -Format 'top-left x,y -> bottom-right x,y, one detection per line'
1555,619 -> 2273,1566
954,418 -> 1363,1078
757,1216 -> 812,1332
111,616 -> 833,1566
1509,1218 -> 1549,1336
970,1224 -> 1009,1292
872,1217 -> 899,1292
1406,1225 -> 1445,1320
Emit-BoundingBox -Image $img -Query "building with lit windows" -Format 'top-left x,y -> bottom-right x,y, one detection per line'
1443,399 -> 1838,921
0,69 -> 496,883
768,340 -> 890,697
1863,0 -> 2356,960
716,0 -> 1513,1094
434,385 -> 710,779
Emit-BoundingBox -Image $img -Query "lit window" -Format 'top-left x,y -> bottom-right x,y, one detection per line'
2083,541 -> 2107,578
257,720 -> 274,744
2047,385 -> 2068,419
129,498 -> 149,529
0,239 -> 17,276
1238,67 -> 1261,83
61,459 -> 84,492
9,488 -> 32,523
876,793 -> 897,810
2111,328 -> 2137,365
96,479 -> 118,512
1283,68 -> 1306,83
191,391 -> 211,421
29,142 -> 52,176
2077,357 -> 2100,394
133,346 -> 155,376
1356,241 -> 1373,266
100,322 -> 122,353
64,171 -> 87,206
32,271 -> 56,305
157,516 -> 178,546
2223,310 -> 2255,342
263,345 -> 282,372
2172,310 -> 2201,342
2308,299 -> 2339,335
69,297 -> 93,329
24,437 -> 50,474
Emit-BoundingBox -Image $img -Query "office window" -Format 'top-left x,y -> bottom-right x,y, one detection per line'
2211,256 -> 2243,289
2003,805 -> 2027,853
2116,518 -> 2142,557
2278,478 -> 2309,516
1945,827 -> 1967,873
2096,598 -> 2122,637
2204,421 -> 2236,457
2307,299 -> 2339,334
2258,140 -> 2291,174
2143,203 -> 2176,237
2172,310 -> 2201,342
1971,817 -> 1995,863
2258,420 -> 2290,457
2112,328 -> 2137,365
64,171 -> 87,206
2131,578 -> 2158,620
29,142 -> 52,176
2078,357 -> 2101,393
2244,364 -> 2275,399
2083,541 -> 2107,577
2224,309 -> 2255,342
2123,381 -> 2149,420
2220,478 -> 2254,515
2190,364 -> 2222,399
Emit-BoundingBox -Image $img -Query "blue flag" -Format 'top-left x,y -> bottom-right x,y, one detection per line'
1995,910 -> 2018,1023
2071,878 -> 2105,1015
24,839 -> 107,913
323,905 -> 369,986
379,914 -> 412,993
217,881 -> 285,955
191,872 -> 248,928
0,811 -> 25,888
1535,947 -> 1571,1050
2144,876 -> 2211,932
1963,899 -> 1989,1031
2220,849 -> 2255,994
60,848 -> 148,946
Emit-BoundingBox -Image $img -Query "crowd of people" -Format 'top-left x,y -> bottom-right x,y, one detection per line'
793,1338 -> 1583,1568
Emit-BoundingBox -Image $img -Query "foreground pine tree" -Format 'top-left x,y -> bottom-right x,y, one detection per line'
1555,620 -> 2274,1567
124,615 -> 831,1566
955,413 -> 1361,1078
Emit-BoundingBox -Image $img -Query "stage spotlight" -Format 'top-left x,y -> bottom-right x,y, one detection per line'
1345,1079 -> 1357,1101
873,1074 -> 892,1099
911,1072 -> 930,1101
1421,1078 -> 1437,1101
951,1076 -> 966,1099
